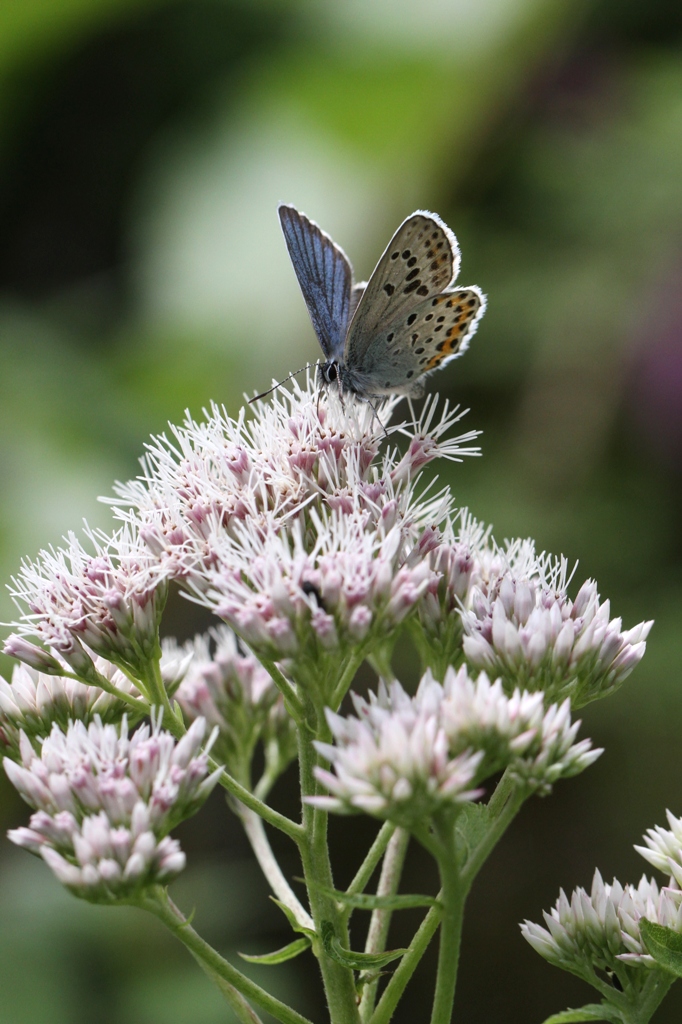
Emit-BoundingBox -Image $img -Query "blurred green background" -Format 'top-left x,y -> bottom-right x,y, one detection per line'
1,0 -> 682,1020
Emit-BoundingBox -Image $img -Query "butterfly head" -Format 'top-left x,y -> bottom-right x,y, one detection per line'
318,359 -> 340,387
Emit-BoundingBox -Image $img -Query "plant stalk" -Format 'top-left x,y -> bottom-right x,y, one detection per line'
297,695 -> 361,1024
239,805 -> 314,931
143,888 -> 314,1024
429,825 -> 464,1024
359,827 -> 410,1021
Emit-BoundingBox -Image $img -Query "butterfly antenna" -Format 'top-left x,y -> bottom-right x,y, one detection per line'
248,364 -> 314,404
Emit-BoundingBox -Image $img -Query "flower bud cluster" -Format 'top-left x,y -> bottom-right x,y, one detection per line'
521,871 -> 682,987
172,625 -> 296,780
8,525 -> 168,681
635,810 -> 682,889
461,560 -> 652,707
108,382 -> 478,583
200,511 -> 437,666
416,511 -> 491,671
4,716 -> 220,900
0,657 -> 143,759
309,666 -> 599,824
439,667 -> 600,792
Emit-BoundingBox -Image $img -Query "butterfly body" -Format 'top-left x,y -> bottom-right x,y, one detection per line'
278,203 -> 485,400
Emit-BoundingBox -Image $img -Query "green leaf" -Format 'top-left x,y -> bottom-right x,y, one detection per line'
239,937 -> 311,965
640,919 -> 682,977
303,878 -> 438,911
321,921 -> 407,971
269,898 -> 316,939
540,1005 -> 622,1024
455,803 -> 492,862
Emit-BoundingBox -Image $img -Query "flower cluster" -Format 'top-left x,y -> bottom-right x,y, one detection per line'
635,810 -> 682,888
0,639 -> 191,761
108,385 -> 478,581
521,871 -> 682,993
172,625 -> 296,783
310,666 -> 600,825
96,382 -> 479,683
4,715 -> 220,901
198,511 -> 437,669
7,524 -> 168,683
0,657 -> 142,759
415,510 -> 492,672
461,552 -> 652,707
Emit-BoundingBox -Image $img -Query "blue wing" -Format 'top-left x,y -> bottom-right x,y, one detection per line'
278,204 -> 353,360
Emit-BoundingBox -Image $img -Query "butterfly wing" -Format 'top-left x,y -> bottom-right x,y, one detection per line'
279,204 -> 353,360
349,286 -> 486,395
349,281 -> 367,321
341,212 -> 485,395
345,212 -> 459,364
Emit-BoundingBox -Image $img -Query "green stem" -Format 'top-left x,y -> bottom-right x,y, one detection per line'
79,668 -> 150,716
429,825 -> 464,1024
632,971 -> 675,1024
143,888 -> 314,1024
342,821 -> 397,927
220,770 -> 304,842
330,651 -> 365,710
191,953 -> 266,1024
258,657 -> 305,721
298,698 -> 361,1024
359,828 -> 410,1022
367,644 -> 396,684
142,655 -> 179,722
140,657 -> 304,842
485,765 -> 516,818
461,778 -> 526,893
368,901 -> 442,1024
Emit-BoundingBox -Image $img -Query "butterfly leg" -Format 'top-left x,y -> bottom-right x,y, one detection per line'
367,398 -> 389,440
336,379 -> 346,410
406,394 -> 417,431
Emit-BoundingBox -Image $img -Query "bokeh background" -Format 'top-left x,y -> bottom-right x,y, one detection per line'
1,0 -> 682,1021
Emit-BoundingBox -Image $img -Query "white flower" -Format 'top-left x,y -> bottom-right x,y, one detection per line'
172,625 -> 296,777
415,511 -> 493,670
310,668 -> 600,825
308,676 -> 483,823
0,657 -> 143,759
461,547 -> 652,706
4,715 -> 220,900
509,698 -> 601,794
521,871 -> 682,992
195,510 -> 438,667
14,808 -> 186,902
105,379 -> 477,614
8,524 -> 169,681
635,810 -> 682,890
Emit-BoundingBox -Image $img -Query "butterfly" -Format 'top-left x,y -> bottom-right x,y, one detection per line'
278,203 -> 486,400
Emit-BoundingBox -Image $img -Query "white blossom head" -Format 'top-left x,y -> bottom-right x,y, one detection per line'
107,379 -> 479,584
416,510 -> 492,673
309,688 -> 483,826
172,625 -> 296,779
0,657 -> 143,760
635,810 -> 682,890
461,546 -> 652,707
194,510 -> 438,681
521,871 -> 682,1005
438,666 -> 600,790
4,714 -> 220,901
308,667 -> 599,827
7,524 -> 169,683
